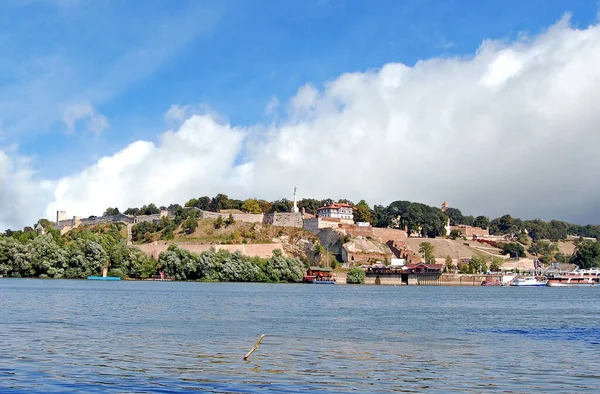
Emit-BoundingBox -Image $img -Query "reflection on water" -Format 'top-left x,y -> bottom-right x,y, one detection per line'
1,280 -> 599,392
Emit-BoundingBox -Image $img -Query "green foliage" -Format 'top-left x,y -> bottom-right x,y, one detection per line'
419,242 -> 435,263
571,241 -> 600,269
449,229 -> 461,240
183,215 -> 198,234
225,214 -> 235,226
474,216 -> 489,229
241,199 -> 262,214
527,240 -> 558,256
444,207 -> 464,226
298,198 -> 321,215
157,245 -> 306,283
0,226 -> 155,279
346,267 -> 365,284
270,198 -> 293,213
468,255 -> 488,273
490,256 -> 503,272
354,200 -> 373,224
103,207 -> 120,216
214,216 -> 224,229
381,201 -> 448,237
445,255 -> 454,271
502,242 -> 526,258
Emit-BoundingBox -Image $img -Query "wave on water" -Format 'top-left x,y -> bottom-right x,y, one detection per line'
466,327 -> 600,345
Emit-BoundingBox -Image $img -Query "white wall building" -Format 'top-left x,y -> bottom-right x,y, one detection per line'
317,203 -> 354,220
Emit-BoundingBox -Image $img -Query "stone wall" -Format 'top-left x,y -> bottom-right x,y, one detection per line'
198,210 -> 265,223
338,223 -> 373,238
265,213 -> 303,228
450,225 -> 489,237
372,228 -> 408,243
136,242 -> 286,260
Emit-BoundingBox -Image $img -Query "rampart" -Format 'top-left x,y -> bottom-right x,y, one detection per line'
372,228 -> 408,243
181,209 -> 303,228
136,242 -> 286,260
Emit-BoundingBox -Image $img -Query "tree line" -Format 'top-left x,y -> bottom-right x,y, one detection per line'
158,245 -> 306,282
0,220 -> 311,281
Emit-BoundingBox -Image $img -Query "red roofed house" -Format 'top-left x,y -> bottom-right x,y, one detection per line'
317,203 -> 354,220
403,263 -> 443,274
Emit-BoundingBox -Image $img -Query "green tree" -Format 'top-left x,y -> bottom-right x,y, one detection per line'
571,241 -> 600,269
297,198 -> 321,215
183,215 -> 198,234
103,207 -> 120,216
354,200 -> 373,223
490,256 -> 503,272
419,242 -> 435,263
468,255 -> 488,273
445,255 -> 455,272
473,216 -> 490,229
264,249 -> 305,282
241,199 -> 262,214
449,229 -> 461,240
444,207 -> 465,226
346,267 -> 365,284
502,242 -> 526,258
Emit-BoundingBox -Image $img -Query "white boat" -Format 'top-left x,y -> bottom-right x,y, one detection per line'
510,276 -> 547,287
546,268 -> 598,287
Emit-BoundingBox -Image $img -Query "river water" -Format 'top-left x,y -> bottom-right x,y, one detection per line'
1,279 -> 599,393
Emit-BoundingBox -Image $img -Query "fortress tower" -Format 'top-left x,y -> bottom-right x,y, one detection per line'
56,210 -> 67,225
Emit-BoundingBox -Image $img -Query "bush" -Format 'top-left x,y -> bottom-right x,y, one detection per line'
346,267 -> 365,284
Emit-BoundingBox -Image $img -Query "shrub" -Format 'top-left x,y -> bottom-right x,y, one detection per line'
346,267 -> 365,284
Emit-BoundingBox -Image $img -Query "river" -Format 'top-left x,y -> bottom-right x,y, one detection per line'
1,279 -> 598,392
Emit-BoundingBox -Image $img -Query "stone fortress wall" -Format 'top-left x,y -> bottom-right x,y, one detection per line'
181,208 -> 303,228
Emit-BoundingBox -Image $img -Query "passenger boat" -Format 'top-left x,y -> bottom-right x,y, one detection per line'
510,276 -> 547,286
303,266 -> 336,284
546,268 -> 598,287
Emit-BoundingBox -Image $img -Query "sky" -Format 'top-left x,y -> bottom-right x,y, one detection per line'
1,0 -> 600,230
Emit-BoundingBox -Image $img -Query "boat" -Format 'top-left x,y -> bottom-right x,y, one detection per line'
312,278 -> 337,284
303,266 -> 336,284
87,266 -> 121,281
510,276 -> 547,286
546,268 -> 598,287
481,279 -> 501,286
87,276 -> 121,281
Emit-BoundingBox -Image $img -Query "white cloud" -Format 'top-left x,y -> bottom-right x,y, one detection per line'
265,96 -> 279,116
44,115 -> 247,219
3,16 -> 600,228
62,102 -> 109,136
0,150 -> 54,230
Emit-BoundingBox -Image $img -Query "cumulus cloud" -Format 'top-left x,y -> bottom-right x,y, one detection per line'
2,16 -> 600,228
62,102 -> 109,136
0,150 -> 54,230
45,115 -> 248,219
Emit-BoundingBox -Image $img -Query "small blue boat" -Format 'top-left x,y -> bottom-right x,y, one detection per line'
87,276 -> 121,281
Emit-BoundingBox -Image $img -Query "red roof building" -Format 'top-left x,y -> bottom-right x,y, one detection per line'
317,203 -> 354,220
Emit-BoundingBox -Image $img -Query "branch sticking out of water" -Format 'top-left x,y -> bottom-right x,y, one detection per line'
243,334 -> 265,361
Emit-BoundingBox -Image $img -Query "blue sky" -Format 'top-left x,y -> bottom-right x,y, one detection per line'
2,0 -> 597,178
2,0 -> 600,229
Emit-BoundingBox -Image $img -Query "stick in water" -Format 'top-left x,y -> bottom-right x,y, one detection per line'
243,334 -> 265,361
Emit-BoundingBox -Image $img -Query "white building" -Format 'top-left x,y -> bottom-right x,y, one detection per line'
316,203 -> 354,220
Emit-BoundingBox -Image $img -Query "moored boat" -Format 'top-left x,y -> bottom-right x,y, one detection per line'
510,276 -> 547,286
546,268 -> 598,287
303,266 -> 336,284
87,276 -> 121,281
